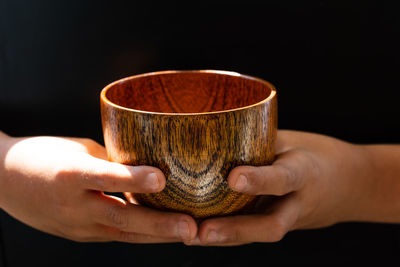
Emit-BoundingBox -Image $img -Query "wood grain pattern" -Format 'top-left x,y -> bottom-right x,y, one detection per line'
101,70 -> 277,219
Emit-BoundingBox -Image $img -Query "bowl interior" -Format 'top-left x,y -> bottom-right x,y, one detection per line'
104,71 -> 273,113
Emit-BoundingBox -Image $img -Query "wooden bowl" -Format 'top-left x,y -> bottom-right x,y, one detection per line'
100,70 -> 277,219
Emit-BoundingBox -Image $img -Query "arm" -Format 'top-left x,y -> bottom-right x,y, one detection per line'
191,130 -> 400,245
0,131 -> 196,243
359,144 -> 400,222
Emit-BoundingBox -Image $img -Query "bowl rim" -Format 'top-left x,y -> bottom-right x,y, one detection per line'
100,69 -> 277,116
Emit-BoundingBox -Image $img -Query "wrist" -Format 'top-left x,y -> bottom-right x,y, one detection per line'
335,143 -> 377,223
357,144 -> 400,223
343,143 -> 400,223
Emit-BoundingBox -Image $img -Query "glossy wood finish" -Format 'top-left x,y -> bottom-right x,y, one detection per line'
101,70 -> 277,219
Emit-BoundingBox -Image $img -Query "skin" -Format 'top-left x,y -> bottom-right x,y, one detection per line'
189,130 -> 400,246
1,130 -> 400,246
0,131 -> 197,243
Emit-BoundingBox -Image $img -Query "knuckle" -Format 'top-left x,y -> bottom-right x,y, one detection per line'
78,168 -> 93,185
92,175 -> 113,191
253,167 -> 268,193
55,164 -> 97,190
118,231 -> 135,242
152,220 -> 169,235
85,167 -> 118,191
153,217 -> 178,237
306,153 -> 321,178
284,167 -> 296,191
54,165 -> 78,184
276,166 -> 296,196
106,205 -> 129,229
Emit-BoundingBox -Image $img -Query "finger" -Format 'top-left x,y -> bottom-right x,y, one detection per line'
228,149 -> 314,195
184,237 -> 246,247
72,153 -> 166,193
197,196 -> 299,245
58,224 -> 181,244
87,192 -> 198,241
115,231 -> 182,244
93,225 -> 182,244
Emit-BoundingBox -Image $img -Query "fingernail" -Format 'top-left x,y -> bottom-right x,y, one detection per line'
145,173 -> 160,191
206,230 -> 219,243
234,174 -> 248,191
178,220 -> 190,240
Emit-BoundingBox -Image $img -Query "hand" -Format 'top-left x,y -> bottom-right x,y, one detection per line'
192,130 -> 375,246
0,133 -> 197,243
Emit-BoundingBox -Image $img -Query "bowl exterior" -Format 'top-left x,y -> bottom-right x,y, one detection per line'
101,97 -> 276,219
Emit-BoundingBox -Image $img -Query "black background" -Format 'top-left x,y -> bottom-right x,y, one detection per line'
0,0 -> 399,266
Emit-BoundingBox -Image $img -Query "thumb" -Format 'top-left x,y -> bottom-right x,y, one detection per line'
72,153 -> 166,193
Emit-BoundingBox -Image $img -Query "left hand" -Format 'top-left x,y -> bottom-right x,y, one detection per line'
187,130 -> 373,246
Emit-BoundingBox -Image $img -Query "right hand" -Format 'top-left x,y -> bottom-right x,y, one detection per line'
0,133 -> 197,243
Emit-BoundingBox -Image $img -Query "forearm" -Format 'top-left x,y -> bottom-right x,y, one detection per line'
356,144 -> 400,223
0,130 -> 11,169
0,131 -> 11,208
0,130 -> 8,138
